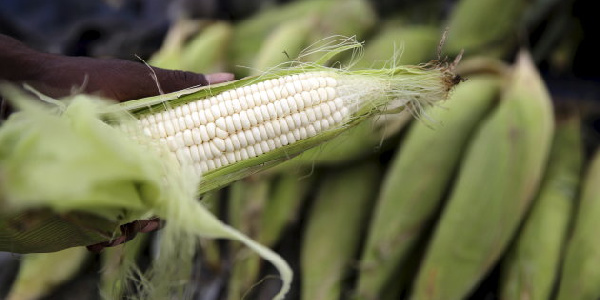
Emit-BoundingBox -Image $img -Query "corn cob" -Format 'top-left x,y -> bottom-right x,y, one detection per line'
500,110 -> 582,300
410,51 -> 554,300
301,0 -> 377,64
6,247 -> 88,300
274,24 -> 439,169
270,22 -> 438,169
357,75 -> 501,299
119,48 -> 458,194
301,160 -> 381,300
556,147 -> 600,300
227,171 -> 312,299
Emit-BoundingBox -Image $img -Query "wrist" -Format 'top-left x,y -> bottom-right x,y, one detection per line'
0,35 -> 55,82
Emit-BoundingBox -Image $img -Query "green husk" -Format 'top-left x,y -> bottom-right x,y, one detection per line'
148,19 -> 205,69
445,0 -> 529,57
258,173 -> 311,246
351,23 -> 440,69
300,160 -> 381,300
226,175 -> 271,300
501,111 -> 582,300
180,21 -> 233,74
251,17 -> 317,75
273,24 -> 441,169
6,247 -> 89,300
357,75 -> 501,299
149,20 -> 232,74
100,233 -> 149,299
197,190 -> 224,272
0,92 -> 292,300
410,51 -> 554,300
226,171 -> 313,298
228,0 -> 331,77
556,148 -> 600,300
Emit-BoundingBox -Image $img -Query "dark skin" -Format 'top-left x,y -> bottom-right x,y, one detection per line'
0,33 -> 234,252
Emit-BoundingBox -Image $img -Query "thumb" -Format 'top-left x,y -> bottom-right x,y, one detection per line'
151,67 -> 208,93
151,68 -> 235,94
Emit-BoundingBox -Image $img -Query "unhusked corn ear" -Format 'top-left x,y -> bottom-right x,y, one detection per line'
251,17 -> 316,75
100,233 -> 149,299
301,160 -> 381,300
120,59 -> 458,193
357,75 -> 501,300
445,0 -> 528,57
350,23 -> 440,69
500,111 -> 582,300
226,176 -> 271,300
556,147 -> 600,300
179,21 -> 233,74
7,247 -> 89,300
228,0 -> 331,77
410,51 -> 554,300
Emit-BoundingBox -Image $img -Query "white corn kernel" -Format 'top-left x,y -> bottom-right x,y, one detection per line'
133,72 -> 366,174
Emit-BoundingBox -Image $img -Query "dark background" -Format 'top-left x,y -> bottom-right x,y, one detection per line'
1,1 -> 598,299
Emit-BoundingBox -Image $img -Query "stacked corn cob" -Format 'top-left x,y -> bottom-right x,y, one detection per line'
2,0 -> 599,299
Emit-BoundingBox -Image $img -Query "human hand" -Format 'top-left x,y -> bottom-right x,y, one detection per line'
85,218 -> 163,253
29,55 -> 234,101
0,33 -> 234,102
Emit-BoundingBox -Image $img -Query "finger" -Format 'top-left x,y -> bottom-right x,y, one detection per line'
138,219 -> 163,233
151,68 -> 208,94
86,242 -> 107,253
205,72 -> 235,84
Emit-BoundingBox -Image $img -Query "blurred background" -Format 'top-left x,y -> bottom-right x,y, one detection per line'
1,0 -> 599,299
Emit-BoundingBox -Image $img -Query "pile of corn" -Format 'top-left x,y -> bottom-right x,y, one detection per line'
2,0 -> 598,300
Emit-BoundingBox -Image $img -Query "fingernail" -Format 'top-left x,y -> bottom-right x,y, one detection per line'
205,72 -> 235,84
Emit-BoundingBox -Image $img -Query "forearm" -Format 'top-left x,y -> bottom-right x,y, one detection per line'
0,33 -> 228,102
0,34 -> 51,82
